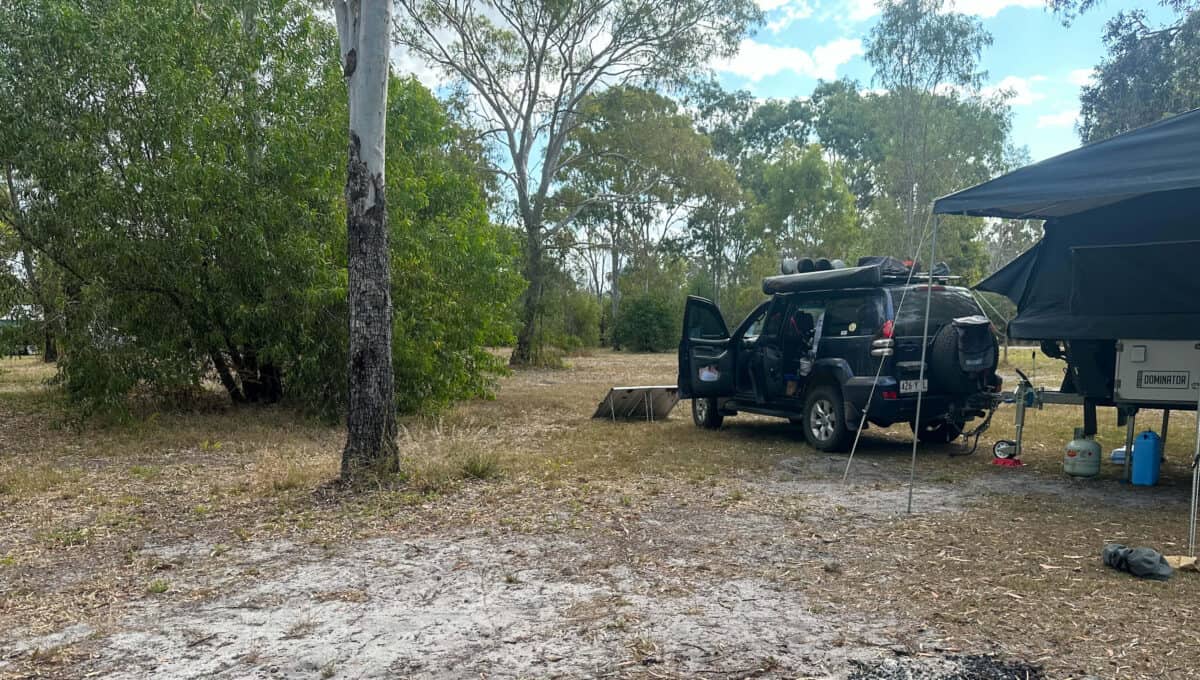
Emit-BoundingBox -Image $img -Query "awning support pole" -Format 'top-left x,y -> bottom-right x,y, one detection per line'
908,214 -> 937,514
1124,410 -> 1137,483
1189,387 -> 1200,556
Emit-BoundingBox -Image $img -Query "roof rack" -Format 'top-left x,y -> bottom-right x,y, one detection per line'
881,272 -> 961,283
763,261 -> 960,295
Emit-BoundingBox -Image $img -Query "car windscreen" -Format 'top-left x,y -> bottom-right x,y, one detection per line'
890,287 -> 983,337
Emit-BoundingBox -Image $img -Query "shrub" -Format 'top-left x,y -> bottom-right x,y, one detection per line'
2,4 -> 522,418
612,294 -> 677,352
561,290 -> 602,349
523,266 -> 602,361
458,450 -> 503,480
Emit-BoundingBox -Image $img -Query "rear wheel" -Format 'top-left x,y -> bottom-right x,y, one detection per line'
803,384 -> 851,452
692,397 -> 724,429
912,419 -> 964,444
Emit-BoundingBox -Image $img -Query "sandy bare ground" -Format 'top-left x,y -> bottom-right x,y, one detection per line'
4,477 -> 1036,679
3,352 -> 1200,678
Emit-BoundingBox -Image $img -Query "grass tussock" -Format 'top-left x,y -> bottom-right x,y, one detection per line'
0,464 -> 81,498
458,449 -> 503,480
254,446 -> 339,494
400,446 -> 504,494
38,527 -> 91,547
395,421 -> 508,493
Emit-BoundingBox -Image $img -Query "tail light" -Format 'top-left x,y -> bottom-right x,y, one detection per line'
871,321 -> 895,356
882,390 -> 898,400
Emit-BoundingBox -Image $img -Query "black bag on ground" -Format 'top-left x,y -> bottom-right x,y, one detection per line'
1102,543 -> 1173,581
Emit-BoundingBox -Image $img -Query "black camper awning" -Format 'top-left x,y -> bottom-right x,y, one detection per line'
933,108 -> 1200,220
975,241 -> 1039,302
972,188 -> 1200,340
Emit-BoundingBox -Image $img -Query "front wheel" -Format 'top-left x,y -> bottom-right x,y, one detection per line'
692,397 -> 724,429
803,384 -> 851,452
912,419 -> 964,444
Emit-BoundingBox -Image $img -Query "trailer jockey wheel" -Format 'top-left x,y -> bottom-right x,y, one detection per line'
993,439 -> 1018,459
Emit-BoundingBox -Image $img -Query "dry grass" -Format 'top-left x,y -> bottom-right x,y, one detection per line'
2,351 -> 1200,678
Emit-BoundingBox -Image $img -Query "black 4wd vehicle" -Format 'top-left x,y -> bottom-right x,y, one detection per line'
678,257 -> 1001,452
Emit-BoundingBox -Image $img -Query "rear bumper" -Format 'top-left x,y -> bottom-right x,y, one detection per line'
842,377 -> 963,426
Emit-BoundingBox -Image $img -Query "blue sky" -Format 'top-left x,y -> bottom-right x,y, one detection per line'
711,0 -> 1173,161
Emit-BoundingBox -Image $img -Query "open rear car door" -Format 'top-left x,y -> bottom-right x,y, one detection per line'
678,296 -> 735,399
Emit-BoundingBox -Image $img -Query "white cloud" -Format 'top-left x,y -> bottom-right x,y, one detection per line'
756,0 -> 793,10
713,37 -> 864,82
846,0 -> 879,22
1037,109 -> 1078,128
981,75 -> 1047,106
943,0 -> 1043,17
765,1 -> 815,32
830,0 -> 1046,24
933,82 -> 965,97
1068,68 -> 1097,87
392,48 -> 450,90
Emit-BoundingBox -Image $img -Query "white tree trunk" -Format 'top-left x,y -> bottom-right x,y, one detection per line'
334,0 -> 399,478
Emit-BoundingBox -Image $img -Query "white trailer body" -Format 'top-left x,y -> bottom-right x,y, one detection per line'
1114,340 -> 1200,405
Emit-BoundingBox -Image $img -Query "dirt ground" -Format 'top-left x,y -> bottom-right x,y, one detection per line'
3,351 -> 1200,679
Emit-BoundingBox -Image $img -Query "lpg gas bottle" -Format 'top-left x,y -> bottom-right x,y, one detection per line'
1064,427 -> 1101,477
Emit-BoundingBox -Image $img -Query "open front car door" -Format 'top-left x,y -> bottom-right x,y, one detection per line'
678,296 -> 735,399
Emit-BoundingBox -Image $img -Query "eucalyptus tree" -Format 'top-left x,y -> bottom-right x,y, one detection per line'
866,0 -> 992,256
757,143 -> 861,261
333,0 -> 399,477
685,82 -> 814,308
559,86 -> 724,333
809,79 -> 885,209
1050,0 -> 1200,142
394,0 -> 761,365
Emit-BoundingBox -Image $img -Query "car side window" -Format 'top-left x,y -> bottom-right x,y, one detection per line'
761,299 -> 787,338
688,304 -> 727,340
823,295 -> 878,337
785,302 -> 824,345
740,304 -> 769,340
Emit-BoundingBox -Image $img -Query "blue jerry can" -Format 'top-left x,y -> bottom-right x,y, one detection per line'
1131,431 -> 1163,487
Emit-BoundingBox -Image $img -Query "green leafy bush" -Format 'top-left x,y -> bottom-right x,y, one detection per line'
612,294 -> 677,352
561,290 -> 602,349
0,0 -> 521,417
521,265 -> 602,361
0,317 -> 38,357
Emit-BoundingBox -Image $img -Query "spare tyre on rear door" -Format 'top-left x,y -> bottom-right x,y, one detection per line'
928,315 -> 997,395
